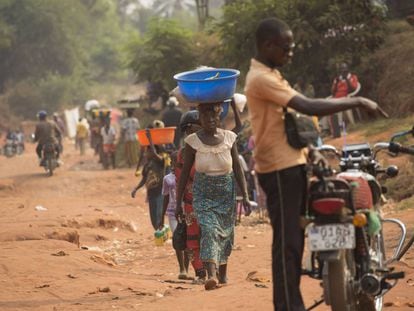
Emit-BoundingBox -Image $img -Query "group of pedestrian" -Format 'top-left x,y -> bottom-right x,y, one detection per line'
137,16 -> 381,310
130,92 -> 250,285
128,16 -> 383,309
75,108 -> 141,170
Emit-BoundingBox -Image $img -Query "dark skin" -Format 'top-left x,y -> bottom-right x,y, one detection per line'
158,155 -> 190,277
230,98 -> 243,134
176,103 -> 251,217
131,130 -> 163,197
255,29 -> 381,117
175,103 -> 251,286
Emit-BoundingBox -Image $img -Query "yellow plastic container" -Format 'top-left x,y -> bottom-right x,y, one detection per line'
154,230 -> 165,246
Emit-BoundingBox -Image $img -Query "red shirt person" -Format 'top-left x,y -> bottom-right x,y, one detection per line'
331,63 -> 358,98
331,62 -> 359,129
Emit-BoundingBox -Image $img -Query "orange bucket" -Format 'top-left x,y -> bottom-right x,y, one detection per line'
137,127 -> 176,146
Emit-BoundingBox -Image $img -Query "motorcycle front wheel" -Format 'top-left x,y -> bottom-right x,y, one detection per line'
47,158 -> 54,176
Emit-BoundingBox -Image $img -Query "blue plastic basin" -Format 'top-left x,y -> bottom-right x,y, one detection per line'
220,100 -> 230,120
174,68 -> 240,103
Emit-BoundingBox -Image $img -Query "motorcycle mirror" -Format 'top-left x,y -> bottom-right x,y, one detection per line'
386,165 -> 399,178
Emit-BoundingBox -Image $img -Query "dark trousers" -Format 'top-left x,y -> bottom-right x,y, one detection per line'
147,187 -> 163,230
258,165 -> 307,311
36,143 -> 60,159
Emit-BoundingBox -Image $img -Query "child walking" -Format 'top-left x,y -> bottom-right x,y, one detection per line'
160,152 -> 190,280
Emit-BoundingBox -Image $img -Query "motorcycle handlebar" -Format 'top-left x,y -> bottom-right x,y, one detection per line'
389,142 -> 414,155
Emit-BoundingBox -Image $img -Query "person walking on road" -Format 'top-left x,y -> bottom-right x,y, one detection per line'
121,109 -> 140,167
176,102 -> 251,291
175,110 -> 206,283
100,118 -> 116,169
330,62 -> 360,137
76,118 -> 89,156
244,17 -> 380,311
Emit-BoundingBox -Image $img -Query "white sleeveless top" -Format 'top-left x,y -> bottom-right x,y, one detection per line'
185,129 -> 237,176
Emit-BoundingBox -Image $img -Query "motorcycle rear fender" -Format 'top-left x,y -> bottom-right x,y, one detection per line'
318,250 -> 341,262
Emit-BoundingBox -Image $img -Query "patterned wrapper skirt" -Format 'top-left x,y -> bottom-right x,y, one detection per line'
193,172 -> 236,265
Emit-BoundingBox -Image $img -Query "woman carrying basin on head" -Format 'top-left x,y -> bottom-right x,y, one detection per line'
176,101 -> 251,290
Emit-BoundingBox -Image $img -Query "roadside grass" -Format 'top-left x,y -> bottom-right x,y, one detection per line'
395,196 -> 414,211
384,160 -> 414,203
347,116 -> 414,211
348,115 -> 414,137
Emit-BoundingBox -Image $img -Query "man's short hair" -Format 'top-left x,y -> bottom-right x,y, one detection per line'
255,17 -> 291,47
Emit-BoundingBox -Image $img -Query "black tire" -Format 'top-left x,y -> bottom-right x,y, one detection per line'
325,250 -> 357,311
5,147 -> 14,157
369,231 -> 385,311
47,158 -> 53,176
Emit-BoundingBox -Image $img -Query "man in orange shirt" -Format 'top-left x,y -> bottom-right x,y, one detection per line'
245,17 -> 379,311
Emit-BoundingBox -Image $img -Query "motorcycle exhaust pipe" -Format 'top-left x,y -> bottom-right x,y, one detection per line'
360,273 -> 381,296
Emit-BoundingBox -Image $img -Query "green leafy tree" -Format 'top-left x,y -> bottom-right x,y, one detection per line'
217,0 -> 387,95
126,18 -> 197,90
0,0 -> 135,118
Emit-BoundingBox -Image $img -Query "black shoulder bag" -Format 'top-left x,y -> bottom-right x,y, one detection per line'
283,107 -> 319,149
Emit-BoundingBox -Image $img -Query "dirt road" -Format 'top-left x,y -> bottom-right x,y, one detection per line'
0,141 -> 413,311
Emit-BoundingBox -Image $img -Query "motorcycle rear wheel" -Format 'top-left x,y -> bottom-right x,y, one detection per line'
324,249 -> 357,311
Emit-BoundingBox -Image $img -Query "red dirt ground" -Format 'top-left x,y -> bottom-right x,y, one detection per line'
0,138 -> 413,311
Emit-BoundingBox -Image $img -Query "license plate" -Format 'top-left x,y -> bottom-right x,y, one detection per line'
308,223 -> 355,251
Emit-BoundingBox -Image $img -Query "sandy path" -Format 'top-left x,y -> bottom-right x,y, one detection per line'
0,140 -> 413,311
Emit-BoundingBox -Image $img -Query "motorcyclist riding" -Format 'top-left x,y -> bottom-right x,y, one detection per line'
34,110 -> 61,165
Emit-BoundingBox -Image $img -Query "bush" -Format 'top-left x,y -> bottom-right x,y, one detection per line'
7,74 -> 90,118
357,20 -> 414,116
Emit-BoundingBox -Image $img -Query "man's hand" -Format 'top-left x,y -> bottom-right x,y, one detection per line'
358,97 -> 378,112
308,146 -> 329,168
358,97 -> 389,118
131,188 -> 138,198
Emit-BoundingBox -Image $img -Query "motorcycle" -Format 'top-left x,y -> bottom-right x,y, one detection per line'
41,143 -> 59,176
304,130 -> 412,311
3,139 -> 23,157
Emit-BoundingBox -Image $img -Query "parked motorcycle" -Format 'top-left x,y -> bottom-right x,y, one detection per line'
304,135 -> 409,310
41,143 -> 59,176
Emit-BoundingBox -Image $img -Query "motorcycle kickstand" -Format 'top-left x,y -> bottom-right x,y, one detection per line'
306,296 -> 324,311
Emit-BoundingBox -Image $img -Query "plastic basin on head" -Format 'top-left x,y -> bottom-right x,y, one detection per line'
137,127 -> 176,146
174,68 -> 240,103
220,100 -> 230,120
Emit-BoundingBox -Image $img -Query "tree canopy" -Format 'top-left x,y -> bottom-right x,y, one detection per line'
126,18 -> 198,90
216,0 -> 387,95
0,0 -> 396,121
0,0 -> 131,118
